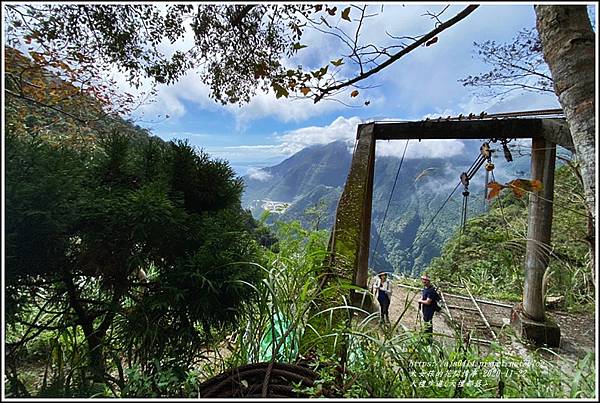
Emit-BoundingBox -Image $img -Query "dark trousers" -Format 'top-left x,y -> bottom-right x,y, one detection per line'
379,296 -> 390,323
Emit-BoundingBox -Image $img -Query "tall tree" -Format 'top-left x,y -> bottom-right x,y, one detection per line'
3,4 -> 478,106
534,6 -> 596,224
459,27 -> 555,100
5,130 -> 263,390
535,5 -> 596,285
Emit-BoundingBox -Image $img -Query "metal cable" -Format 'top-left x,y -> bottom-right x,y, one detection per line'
371,139 -> 410,266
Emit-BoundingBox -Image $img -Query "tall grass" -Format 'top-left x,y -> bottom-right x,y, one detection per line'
222,221 -> 597,398
8,220 -> 595,398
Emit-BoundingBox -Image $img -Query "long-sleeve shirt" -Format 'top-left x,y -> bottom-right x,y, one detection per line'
373,277 -> 392,299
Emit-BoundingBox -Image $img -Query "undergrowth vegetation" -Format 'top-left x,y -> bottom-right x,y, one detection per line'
427,164 -> 594,313
7,205 -> 596,398
195,220 -> 597,398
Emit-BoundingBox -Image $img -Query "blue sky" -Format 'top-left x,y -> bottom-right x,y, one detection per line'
123,3 -> 595,176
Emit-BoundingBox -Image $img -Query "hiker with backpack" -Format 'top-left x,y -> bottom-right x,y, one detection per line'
417,273 -> 441,344
373,272 -> 393,324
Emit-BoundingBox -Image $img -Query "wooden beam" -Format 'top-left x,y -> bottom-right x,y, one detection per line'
367,118 -> 573,150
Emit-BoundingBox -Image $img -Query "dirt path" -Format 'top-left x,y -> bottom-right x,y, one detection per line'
385,282 -> 454,338
379,280 -> 595,363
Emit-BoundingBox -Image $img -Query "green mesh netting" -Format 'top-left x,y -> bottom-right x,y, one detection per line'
258,313 -> 299,362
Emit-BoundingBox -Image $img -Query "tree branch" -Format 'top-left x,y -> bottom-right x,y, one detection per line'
230,5 -> 256,28
313,5 -> 479,103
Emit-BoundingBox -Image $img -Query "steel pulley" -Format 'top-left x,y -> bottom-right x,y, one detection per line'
501,139 -> 513,162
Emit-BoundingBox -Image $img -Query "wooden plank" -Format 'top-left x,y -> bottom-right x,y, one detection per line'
328,123 -> 376,294
446,304 -> 478,312
439,289 -> 453,322
394,283 -> 513,308
442,292 -> 514,309
464,282 -> 497,341
355,124 -> 376,289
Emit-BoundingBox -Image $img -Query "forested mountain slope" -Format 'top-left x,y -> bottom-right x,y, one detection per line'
243,139 -> 532,274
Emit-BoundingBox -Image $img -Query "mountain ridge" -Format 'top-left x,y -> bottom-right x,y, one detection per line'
242,139 -> 531,274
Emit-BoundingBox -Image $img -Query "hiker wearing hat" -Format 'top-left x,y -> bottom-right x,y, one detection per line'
417,274 -> 440,343
374,272 -> 392,324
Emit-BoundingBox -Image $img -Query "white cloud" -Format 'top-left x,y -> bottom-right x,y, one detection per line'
123,69 -> 350,130
276,115 -> 362,153
246,167 -> 273,182
226,89 -> 347,130
377,139 -> 466,159
204,115 -> 362,164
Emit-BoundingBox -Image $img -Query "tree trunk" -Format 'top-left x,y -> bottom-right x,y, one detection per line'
535,5 -> 596,285
535,6 -> 595,220
85,332 -> 107,383
63,272 -> 107,383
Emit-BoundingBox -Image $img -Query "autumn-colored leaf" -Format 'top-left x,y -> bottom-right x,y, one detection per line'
300,87 -> 311,96
327,6 -> 337,16
510,185 -> 525,198
351,90 -> 359,97
314,5 -> 323,12
514,178 -> 543,192
57,60 -> 72,72
29,51 -> 46,65
507,178 -> 543,199
486,181 -> 505,200
425,37 -> 438,47
341,7 -> 351,21
331,58 -> 344,67
530,179 -> 543,191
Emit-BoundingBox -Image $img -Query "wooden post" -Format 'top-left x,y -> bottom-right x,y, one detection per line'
327,123 -> 376,291
522,137 -> 556,321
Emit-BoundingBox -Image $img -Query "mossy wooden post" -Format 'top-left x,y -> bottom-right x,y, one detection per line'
512,135 -> 560,347
327,123 -> 376,309
523,136 -> 556,320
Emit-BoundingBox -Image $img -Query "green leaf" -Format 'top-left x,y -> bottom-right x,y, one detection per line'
293,43 -> 307,50
330,58 -> 344,67
273,83 -> 289,99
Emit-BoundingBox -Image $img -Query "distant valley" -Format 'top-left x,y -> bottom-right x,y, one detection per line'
242,139 -> 531,275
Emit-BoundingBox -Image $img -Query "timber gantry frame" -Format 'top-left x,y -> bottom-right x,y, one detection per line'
327,109 -> 572,325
